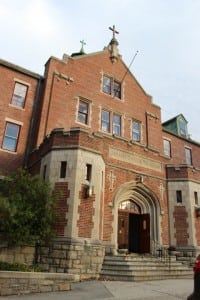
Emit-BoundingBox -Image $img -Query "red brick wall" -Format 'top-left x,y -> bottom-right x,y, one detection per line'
0,64 -> 40,174
77,184 -> 95,238
53,182 -> 69,236
173,206 -> 189,246
163,130 -> 200,169
36,51 -> 162,155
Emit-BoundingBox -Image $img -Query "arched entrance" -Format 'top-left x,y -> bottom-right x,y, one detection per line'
112,181 -> 161,254
118,200 -> 150,253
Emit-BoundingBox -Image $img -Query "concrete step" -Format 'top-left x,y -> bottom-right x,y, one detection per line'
100,254 -> 193,281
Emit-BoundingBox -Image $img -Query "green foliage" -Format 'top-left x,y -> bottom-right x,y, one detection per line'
0,168 -> 56,246
0,261 -> 42,272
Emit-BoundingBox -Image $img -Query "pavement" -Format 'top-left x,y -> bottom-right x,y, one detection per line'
0,279 -> 194,300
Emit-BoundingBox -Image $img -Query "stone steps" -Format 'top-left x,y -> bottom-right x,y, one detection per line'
100,255 -> 193,281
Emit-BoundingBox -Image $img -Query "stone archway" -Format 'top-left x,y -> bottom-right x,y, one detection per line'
111,181 -> 161,254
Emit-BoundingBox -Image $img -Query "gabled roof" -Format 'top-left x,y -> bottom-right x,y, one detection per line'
162,114 -> 188,126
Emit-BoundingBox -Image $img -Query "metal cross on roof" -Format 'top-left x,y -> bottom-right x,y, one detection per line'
109,25 -> 119,40
80,40 -> 86,53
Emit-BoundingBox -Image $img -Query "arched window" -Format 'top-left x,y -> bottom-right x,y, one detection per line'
119,200 -> 141,214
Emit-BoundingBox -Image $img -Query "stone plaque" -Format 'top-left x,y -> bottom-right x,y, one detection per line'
109,147 -> 162,172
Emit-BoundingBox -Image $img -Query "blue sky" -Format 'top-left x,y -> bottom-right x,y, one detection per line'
1,0 -> 200,141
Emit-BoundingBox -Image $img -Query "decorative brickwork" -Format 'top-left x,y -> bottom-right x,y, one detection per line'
53,182 -> 70,236
173,206 -> 189,246
77,184 -> 95,238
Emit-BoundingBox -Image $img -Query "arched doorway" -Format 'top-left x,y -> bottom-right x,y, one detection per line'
112,181 -> 161,254
118,200 -> 150,253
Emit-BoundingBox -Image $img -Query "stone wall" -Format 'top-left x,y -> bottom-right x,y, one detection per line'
39,239 -> 105,280
0,271 -> 79,296
0,246 -> 35,265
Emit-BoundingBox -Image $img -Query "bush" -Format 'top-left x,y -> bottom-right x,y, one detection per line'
0,168 -> 57,246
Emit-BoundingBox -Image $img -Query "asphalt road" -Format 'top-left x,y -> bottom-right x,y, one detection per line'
0,279 -> 194,300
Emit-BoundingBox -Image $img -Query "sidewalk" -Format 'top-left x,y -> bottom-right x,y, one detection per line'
0,279 -> 194,300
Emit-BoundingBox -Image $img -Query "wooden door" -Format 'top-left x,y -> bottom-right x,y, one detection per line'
128,213 -> 150,253
139,213 -> 150,253
118,210 -> 129,249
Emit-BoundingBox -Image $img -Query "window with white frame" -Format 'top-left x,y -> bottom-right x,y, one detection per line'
78,100 -> 89,125
163,139 -> 171,157
185,147 -> 192,165
2,122 -> 20,152
102,75 -> 121,99
101,110 -> 122,136
132,120 -> 141,142
101,110 -> 110,132
113,113 -> 121,136
11,82 -> 28,108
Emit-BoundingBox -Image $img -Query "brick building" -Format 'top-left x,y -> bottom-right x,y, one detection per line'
0,28 -> 200,275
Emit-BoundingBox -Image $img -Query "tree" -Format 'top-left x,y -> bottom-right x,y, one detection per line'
0,168 -> 56,246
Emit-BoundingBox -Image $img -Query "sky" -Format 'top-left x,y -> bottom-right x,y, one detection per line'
0,0 -> 200,142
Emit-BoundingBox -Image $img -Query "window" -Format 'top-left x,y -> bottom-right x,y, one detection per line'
176,190 -> 182,204
11,82 -> 28,108
163,139 -> 171,157
194,192 -> 199,206
2,122 -> 20,152
185,147 -> 192,165
103,75 -> 121,99
103,76 -> 111,95
113,114 -> 121,136
60,161 -> 67,178
180,120 -> 187,137
101,110 -> 110,132
132,120 -> 141,142
78,100 -> 89,125
85,164 -> 92,198
101,110 -> 122,136
86,164 -> 92,181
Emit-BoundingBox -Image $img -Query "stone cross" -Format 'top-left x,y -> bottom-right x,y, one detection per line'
108,171 -> 116,191
109,25 -> 119,40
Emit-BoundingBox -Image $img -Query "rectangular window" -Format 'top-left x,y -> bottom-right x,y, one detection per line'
132,120 -> 141,142
86,164 -> 92,181
102,75 -> 121,99
113,114 -> 121,136
113,80 -> 121,98
194,192 -> 199,206
176,190 -> 182,204
103,76 -> 111,95
180,120 -> 187,137
85,164 -> 92,198
60,161 -> 67,178
78,100 -> 89,124
185,147 -> 192,165
163,139 -> 171,157
11,82 -> 28,108
2,122 -> 20,152
101,110 -> 110,132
